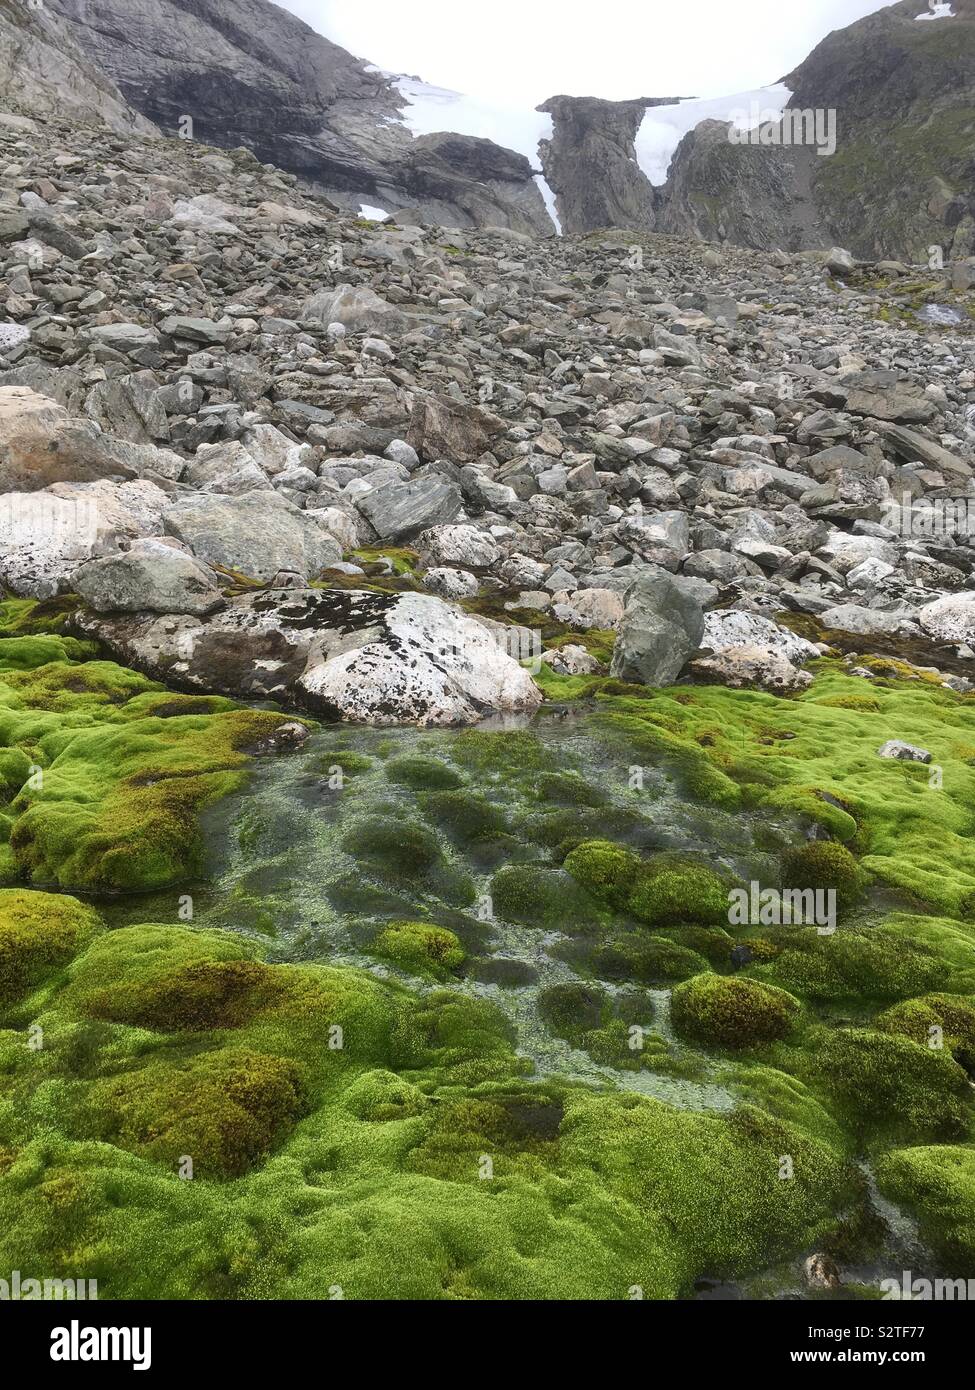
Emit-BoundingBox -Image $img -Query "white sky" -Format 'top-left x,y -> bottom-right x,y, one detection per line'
277,0 -> 897,105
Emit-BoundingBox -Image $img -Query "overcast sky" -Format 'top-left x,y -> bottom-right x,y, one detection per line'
277,0 -> 897,105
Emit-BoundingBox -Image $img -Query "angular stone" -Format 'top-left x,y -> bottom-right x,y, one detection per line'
356,476 -> 463,542
163,492 -> 342,582
611,570 -> 705,687
72,539 -> 225,616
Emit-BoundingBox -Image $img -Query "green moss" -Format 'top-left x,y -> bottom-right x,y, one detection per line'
316,750 -> 373,777
780,841 -> 865,911
878,1146 -> 975,1273
66,928 -> 282,1032
342,817 -> 444,879
563,840 -> 638,908
0,641 -> 295,893
490,865 -> 600,930
419,789 -> 509,844
85,1049 -> 307,1179
803,1029 -> 971,1146
350,547 -> 419,576
342,1069 -> 428,1122
538,982 -> 657,1071
592,670 -> 975,917
370,922 -> 465,978
532,772 -> 607,808
752,926 -> 946,1004
0,889 -> 101,1007
0,901 -> 854,1299
449,729 -> 556,777
0,596 -> 81,638
875,994 -> 975,1071
671,974 -> 801,1049
590,933 -> 710,985
384,756 -> 463,790
628,857 -> 732,927
539,981 -> 615,1036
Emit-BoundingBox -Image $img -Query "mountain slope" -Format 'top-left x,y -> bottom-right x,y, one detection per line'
47,0 -> 554,234
534,0 -> 975,260
789,0 -> 975,259
0,0 -> 157,134
657,0 -> 975,258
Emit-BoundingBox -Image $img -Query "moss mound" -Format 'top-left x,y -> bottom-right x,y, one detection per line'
590,933 -> 710,985
490,865 -> 600,930
628,858 -> 732,927
563,840 -> 638,908
671,974 -> 801,1049
342,817 -> 444,879
538,982 -> 656,1070
370,922 -> 465,978
384,756 -> 463,791
875,994 -> 975,1072
780,841 -> 865,911
753,927 -> 946,1004
0,889 -> 101,1006
86,1049 -> 307,1179
60,925 -> 280,1030
878,1146 -> 975,1273
804,1029 -> 972,1145
419,789 -> 508,844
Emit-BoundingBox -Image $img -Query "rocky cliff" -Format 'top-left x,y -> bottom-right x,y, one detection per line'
0,0 -> 157,134
539,0 -> 975,261
47,0 -> 553,234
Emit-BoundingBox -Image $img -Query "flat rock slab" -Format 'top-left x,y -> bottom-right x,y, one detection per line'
72,588 -> 543,727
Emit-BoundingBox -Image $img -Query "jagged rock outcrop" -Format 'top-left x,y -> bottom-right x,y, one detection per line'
537,95 -> 684,235
0,0 -> 156,134
47,0 -> 553,234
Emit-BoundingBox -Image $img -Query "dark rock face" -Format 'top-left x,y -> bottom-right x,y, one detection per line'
47,0 -> 553,234
537,95 -> 685,235
658,120 -> 826,253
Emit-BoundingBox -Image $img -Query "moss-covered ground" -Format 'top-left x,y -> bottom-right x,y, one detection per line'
1,600 -> 973,1297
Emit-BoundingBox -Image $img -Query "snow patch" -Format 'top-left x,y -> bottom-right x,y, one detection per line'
387,74 -> 560,233
635,84 -> 792,186
915,3 -> 955,19
359,204 -> 389,221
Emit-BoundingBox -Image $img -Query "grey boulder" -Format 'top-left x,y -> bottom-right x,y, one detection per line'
356,475 -> 463,542
72,539 -> 225,616
610,570 -> 705,686
163,491 -> 342,582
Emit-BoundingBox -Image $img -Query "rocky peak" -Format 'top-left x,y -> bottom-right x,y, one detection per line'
537,94 -> 686,235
